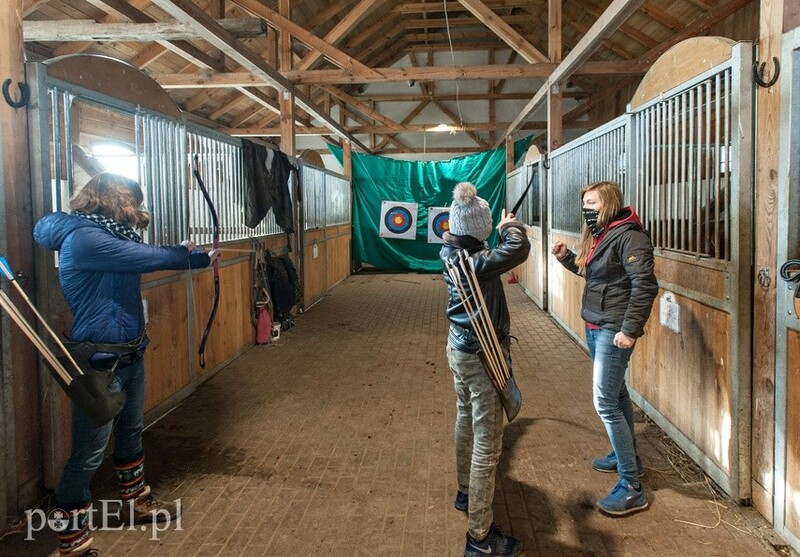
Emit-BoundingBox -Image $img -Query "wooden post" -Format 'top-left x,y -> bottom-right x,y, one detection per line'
750,0 -> 785,522
343,139 -> 352,178
548,0 -> 563,154
548,83 -> 563,152
505,135 -> 514,174
0,0 -> 40,518
278,0 -> 295,157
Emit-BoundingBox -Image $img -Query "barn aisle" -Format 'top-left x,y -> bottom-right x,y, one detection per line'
2,274 -> 780,556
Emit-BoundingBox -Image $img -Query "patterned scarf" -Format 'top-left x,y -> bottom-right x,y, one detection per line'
73,212 -> 143,243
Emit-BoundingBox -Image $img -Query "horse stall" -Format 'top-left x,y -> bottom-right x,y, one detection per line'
547,113 -> 629,339
545,37 -> 753,502
25,54 -> 292,487
626,38 -> 753,502
773,25 -> 800,549
300,164 -> 352,310
506,153 -> 547,309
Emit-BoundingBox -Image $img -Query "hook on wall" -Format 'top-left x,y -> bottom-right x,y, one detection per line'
753,57 -> 780,88
2,79 -> 29,109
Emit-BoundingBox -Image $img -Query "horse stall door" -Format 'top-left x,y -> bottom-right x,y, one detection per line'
773,26 -> 800,552
626,39 -> 753,502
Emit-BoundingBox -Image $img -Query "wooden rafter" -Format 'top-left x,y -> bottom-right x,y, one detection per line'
229,0 -> 382,79
456,0 -> 548,63
501,0 -> 646,143
23,18 -> 267,42
148,0 -> 368,151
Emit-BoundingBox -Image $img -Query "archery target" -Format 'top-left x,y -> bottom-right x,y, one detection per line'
379,201 -> 418,240
428,207 -> 450,244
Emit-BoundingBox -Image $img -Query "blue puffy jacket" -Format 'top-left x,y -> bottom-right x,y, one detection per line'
34,212 -> 210,345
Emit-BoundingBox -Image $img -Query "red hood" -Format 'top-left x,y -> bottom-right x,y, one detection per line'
606,206 -> 642,232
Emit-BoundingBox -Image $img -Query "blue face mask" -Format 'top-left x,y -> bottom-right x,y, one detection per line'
582,207 -> 604,237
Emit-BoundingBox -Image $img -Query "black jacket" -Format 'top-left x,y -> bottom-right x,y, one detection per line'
440,223 -> 531,353
557,208 -> 658,338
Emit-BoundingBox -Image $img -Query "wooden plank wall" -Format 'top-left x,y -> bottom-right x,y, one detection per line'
630,284 -> 733,473
785,330 -> 800,535
49,236 -> 287,467
546,231 -> 585,341
303,223 -> 351,308
1,0 -> 40,515
751,0 -> 786,521
519,225 -> 545,308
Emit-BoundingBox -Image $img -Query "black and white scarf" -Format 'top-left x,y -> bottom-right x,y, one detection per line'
73,212 -> 143,243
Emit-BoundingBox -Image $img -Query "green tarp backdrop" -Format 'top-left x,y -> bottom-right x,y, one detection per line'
329,140 -> 529,272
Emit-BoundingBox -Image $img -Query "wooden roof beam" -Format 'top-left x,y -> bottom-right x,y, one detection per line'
296,0 -> 389,71
153,60 -> 644,90
229,0 -> 382,79
500,0 -> 645,144
24,18 -> 268,42
75,0 -> 224,72
148,0 -> 368,151
224,119 -> 595,137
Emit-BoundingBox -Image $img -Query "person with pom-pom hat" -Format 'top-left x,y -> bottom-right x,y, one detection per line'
440,181 -> 530,557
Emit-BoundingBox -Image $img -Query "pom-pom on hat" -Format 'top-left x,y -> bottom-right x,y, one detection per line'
448,182 -> 493,241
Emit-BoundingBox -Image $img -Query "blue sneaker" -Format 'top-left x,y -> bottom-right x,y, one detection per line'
597,479 -> 649,516
591,451 -> 644,477
454,491 -> 468,512
465,525 -> 522,557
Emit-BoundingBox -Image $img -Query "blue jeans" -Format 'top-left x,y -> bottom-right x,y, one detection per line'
585,327 -> 638,485
447,344 -> 504,540
57,358 -> 146,510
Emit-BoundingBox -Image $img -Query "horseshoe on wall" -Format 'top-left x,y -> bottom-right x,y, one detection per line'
2,79 -> 30,109
753,57 -> 780,88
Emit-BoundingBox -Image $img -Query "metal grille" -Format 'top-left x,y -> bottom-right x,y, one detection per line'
187,129 -> 283,245
139,112 -> 187,245
550,117 -> 627,234
326,174 -> 351,226
302,165 -> 351,230
635,69 -> 732,260
302,164 -> 325,230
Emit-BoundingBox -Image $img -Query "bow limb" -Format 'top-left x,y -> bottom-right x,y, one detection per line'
510,167 -> 537,216
193,155 -> 220,369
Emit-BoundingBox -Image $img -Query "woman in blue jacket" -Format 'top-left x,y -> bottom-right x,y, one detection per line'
552,181 -> 658,517
34,172 -> 218,556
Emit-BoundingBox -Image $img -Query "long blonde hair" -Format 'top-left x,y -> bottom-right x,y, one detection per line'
69,172 -> 150,230
574,181 -> 624,273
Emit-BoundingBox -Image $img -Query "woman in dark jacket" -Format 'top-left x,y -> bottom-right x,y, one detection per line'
552,181 -> 658,517
34,173 -> 218,556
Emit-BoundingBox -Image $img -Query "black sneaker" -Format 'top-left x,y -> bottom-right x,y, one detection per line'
454,491 -> 468,512
464,525 -> 522,557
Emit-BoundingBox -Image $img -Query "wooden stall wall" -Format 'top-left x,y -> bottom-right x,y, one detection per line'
547,231 -> 585,344
773,25 -> 800,550
303,223 -> 351,309
521,225 -> 545,307
506,161 -> 547,309
784,331 -> 800,536
624,38 -> 753,500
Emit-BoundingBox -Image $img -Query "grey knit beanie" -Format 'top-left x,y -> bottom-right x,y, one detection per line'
448,182 -> 493,241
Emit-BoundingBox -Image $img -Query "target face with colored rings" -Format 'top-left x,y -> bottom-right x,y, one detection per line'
431,211 -> 450,239
384,206 -> 413,234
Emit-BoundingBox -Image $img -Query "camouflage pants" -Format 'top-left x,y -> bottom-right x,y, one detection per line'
447,345 -> 504,540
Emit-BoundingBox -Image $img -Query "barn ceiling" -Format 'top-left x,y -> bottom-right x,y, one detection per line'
21,0 -> 757,157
